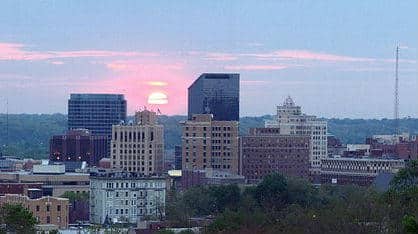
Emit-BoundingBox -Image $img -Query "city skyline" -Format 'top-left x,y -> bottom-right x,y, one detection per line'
0,1 -> 417,118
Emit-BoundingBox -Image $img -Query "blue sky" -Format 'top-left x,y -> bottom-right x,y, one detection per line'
0,0 -> 417,118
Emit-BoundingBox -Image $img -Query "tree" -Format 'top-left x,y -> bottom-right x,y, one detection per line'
390,160 -> 418,191
402,215 -> 418,234
0,204 -> 38,233
254,173 -> 288,211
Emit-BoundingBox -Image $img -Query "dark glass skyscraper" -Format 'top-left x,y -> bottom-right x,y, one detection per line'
68,94 -> 127,137
188,73 -> 239,121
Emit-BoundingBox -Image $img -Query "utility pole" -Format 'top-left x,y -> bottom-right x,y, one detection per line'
394,46 -> 400,135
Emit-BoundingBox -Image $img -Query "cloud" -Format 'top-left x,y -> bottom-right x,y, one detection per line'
106,60 -> 183,72
203,52 -> 237,61
76,59 -> 191,115
243,50 -> 377,62
224,64 -> 288,71
147,81 -> 168,86
0,42 -> 158,61
50,61 -> 64,65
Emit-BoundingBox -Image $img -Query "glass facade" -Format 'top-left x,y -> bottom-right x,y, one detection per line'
188,73 -> 239,121
68,94 -> 127,137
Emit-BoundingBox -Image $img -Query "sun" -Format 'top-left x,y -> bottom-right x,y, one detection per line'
147,92 -> 168,104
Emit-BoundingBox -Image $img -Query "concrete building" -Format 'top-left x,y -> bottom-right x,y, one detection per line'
89,171 -> 166,224
265,96 -> 327,177
188,73 -> 240,121
320,157 -> 405,186
0,194 -> 69,228
110,110 -> 164,175
180,168 -> 245,190
50,129 -> 108,167
0,166 -> 89,196
241,128 -> 311,183
181,114 -> 239,175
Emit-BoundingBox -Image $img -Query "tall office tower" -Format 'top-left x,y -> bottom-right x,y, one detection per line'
68,94 -> 127,137
110,110 -> 164,175
181,114 -> 239,175
265,96 -> 327,177
241,128 -> 310,183
49,129 -> 108,167
188,73 -> 239,121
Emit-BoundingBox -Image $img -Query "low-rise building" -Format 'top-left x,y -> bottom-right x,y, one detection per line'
0,169 -> 89,196
320,157 -> 405,186
90,171 -> 166,225
180,168 -> 245,190
0,194 -> 69,228
50,129 -> 108,167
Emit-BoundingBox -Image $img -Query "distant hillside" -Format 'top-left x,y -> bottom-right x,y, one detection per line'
1,114 -> 418,159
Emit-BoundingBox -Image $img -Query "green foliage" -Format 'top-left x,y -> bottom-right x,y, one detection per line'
0,113 -> 67,159
403,215 -> 418,234
61,191 -> 89,202
0,203 -> 38,233
171,171 -> 418,234
3,114 -> 418,159
390,160 -> 418,191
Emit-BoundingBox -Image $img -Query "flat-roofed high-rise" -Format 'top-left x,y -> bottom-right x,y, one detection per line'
68,94 -> 127,137
188,73 -> 239,121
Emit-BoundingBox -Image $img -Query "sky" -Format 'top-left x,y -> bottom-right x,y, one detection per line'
0,0 -> 417,118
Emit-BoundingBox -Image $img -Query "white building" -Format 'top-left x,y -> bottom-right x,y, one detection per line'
110,110 -> 164,175
265,96 -> 327,175
346,144 -> 371,156
89,171 -> 166,224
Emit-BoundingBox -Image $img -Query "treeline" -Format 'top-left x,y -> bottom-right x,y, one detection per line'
1,114 -> 418,159
164,161 -> 418,234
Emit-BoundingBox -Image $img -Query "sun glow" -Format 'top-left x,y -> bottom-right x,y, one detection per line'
147,92 -> 168,104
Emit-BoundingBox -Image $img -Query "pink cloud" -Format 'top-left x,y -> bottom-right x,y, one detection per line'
0,42 -> 158,61
203,53 -> 237,61
224,64 -> 288,71
76,59 -> 192,115
243,50 -> 377,62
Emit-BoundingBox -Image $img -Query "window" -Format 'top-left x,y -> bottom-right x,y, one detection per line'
47,216 -> 51,224
57,205 -> 61,212
46,205 -> 50,212
36,205 -> 39,212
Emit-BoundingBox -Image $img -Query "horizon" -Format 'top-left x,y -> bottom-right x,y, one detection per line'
0,1 -> 417,118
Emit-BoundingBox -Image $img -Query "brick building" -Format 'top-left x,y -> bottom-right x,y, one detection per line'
181,114 -> 239,175
0,194 -> 69,228
240,128 -> 311,183
50,129 -> 108,167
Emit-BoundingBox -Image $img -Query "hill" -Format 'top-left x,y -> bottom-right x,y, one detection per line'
1,114 -> 418,159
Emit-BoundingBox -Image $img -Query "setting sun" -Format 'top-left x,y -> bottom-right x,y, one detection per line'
147,92 -> 168,104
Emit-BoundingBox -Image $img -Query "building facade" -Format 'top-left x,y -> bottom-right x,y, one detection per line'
50,129 -> 108,166
110,110 -> 164,175
188,73 -> 239,121
181,114 -> 239,175
68,94 -> 127,137
174,145 -> 182,170
265,96 -> 327,176
0,194 -> 69,228
320,157 -> 405,186
90,171 -> 166,224
0,169 -> 89,197
241,128 -> 311,183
